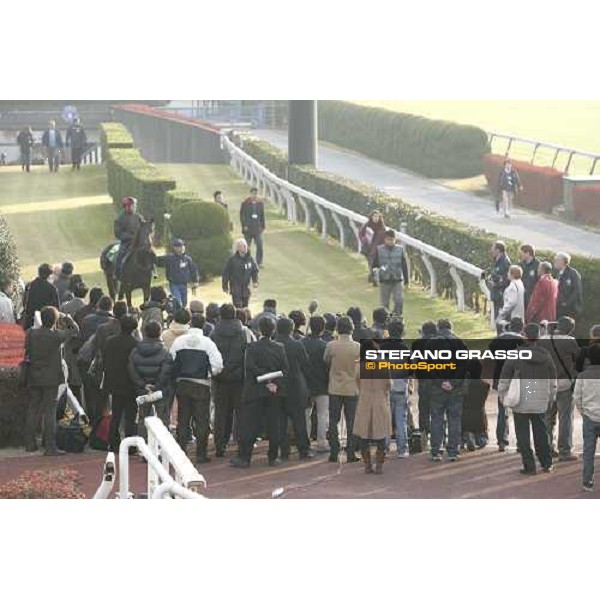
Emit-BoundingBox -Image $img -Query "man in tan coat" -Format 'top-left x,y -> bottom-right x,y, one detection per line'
324,316 -> 361,463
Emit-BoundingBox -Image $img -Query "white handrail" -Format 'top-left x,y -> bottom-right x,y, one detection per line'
223,135 -> 493,326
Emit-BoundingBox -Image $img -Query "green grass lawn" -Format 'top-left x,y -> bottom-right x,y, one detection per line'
0,161 -> 490,339
354,101 -> 600,174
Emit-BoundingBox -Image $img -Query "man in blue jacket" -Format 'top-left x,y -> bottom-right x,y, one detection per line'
161,238 -> 199,308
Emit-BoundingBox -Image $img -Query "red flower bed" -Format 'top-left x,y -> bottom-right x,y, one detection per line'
0,468 -> 85,499
0,323 -> 25,368
573,185 -> 600,225
484,154 -> 564,213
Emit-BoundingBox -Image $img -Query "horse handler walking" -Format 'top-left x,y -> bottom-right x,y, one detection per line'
160,239 -> 199,308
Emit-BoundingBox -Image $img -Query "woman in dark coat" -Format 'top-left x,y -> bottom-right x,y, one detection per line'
359,210 -> 386,285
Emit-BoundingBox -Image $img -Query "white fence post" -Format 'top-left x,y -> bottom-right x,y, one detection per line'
420,252 -> 437,297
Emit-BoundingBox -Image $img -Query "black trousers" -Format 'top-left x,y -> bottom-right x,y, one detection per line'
71,146 -> 84,169
328,395 -> 358,457
176,380 -> 211,458
78,360 -> 108,425
213,380 -> 242,453
513,412 -> 552,471
280,397 -> 310,459
109,392 -> 137,450
417,379 -> 431,433
238,396 -> 282,463
25,386 -> 59,451
230,282 -> 251,309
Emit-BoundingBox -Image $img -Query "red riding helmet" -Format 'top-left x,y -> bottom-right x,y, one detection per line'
123,196 -> 138,207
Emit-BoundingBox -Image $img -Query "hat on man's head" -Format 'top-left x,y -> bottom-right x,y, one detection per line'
123,196 -> 137,207
189,300 -> 204,314
172,238 -> 184,247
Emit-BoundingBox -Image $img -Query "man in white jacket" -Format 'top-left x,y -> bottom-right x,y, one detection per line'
497,265 -> 525,331
574,343 -> 600,492
170,313 -> 223,463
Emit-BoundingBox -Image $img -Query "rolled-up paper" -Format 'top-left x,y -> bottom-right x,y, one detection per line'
256,371 -> 283,383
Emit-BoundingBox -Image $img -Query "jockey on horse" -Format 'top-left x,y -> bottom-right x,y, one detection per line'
114,196 -> 146,279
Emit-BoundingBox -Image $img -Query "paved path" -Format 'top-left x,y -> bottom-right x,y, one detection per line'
254,130 -> 600,258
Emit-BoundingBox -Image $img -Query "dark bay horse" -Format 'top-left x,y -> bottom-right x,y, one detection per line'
100,219 -> 156,307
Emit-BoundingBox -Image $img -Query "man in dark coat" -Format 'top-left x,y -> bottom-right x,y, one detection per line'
16,126 -> 35,172
53,262 -> 75,305
210,303 -> 247,457
222,238 -> 259,308
302,315 -> 330,453
239,187 -> 265,267
74,286 -> 103,328
93,300 -> 129,357
104,315 -> 139,450
322,313 -> 337,343
23,263 -> 59,329
230,317 -> 288,468
554,252 -> 583,319
249,298 -> 277,333
65,118 -> 87,170
128,320 -> 173,433
519,244 -> 540,309
81,296 -> 114,342
114,196 -> 145,279
41,120 -> 63,172
275,318 -> 314,461
24,307 -> 79,454
160,238 -> 199,308
488,241 -> 511,320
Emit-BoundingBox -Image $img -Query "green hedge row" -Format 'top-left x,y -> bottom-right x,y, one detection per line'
100,122 -> 134,158
238,136 -> 600,335
317,101 -> 490,179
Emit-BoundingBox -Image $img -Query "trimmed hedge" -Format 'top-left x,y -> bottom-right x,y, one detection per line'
238,136 -> 600,336
318,101 -> 490,179
573,186 -> 600,225
484,154 -> 564,213
170,202 -> 233,278
100,122 -> 134,158
104,141 -> 176,243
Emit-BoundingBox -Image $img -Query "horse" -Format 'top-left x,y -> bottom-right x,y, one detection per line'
100,219 -> 156,308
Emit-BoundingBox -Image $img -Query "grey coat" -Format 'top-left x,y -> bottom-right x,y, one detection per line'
498,342 -> 557,414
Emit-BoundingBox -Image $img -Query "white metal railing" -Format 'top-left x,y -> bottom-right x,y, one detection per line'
93,416 -> 206,500
488,131 -> 600,176
222,136 -> 493,327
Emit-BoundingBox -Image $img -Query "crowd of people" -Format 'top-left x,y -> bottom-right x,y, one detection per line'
1,183 -> 598,495
15,118 -> 88,173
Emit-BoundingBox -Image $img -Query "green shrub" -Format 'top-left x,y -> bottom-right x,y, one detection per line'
317,101 -> 490,179
169,200 -> 231,240
238,136 -> 600,335
170,201 -> 232,278
0,216 -> 20,286
186,236 -> 233,279
100,122 -> 134,158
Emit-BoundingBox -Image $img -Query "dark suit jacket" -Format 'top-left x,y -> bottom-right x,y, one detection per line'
243,336 -> 289,402
103,333 -> 138,395
25,317 -> 79,387
557,265 -> 583,318
24,278 -> 59,327
275,334 -> 310,408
